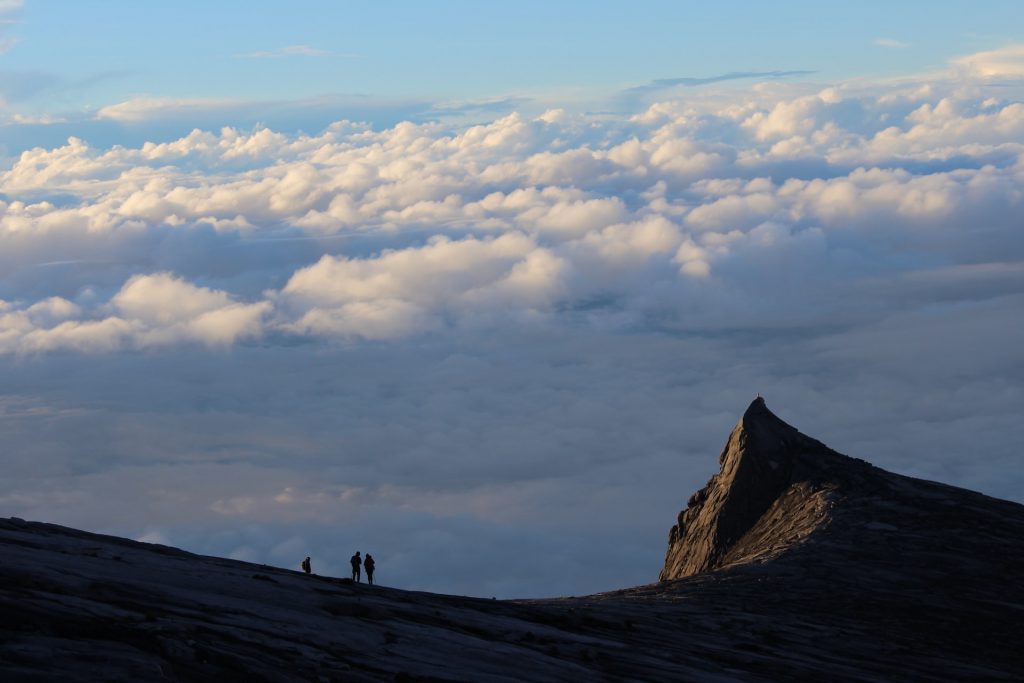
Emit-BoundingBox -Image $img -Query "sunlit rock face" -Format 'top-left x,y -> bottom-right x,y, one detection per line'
661,396 -> 1024,593
660,397 -> 878,580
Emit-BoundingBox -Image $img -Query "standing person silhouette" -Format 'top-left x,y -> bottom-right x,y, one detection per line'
350,551 -> 362,582
364,554 -> 376,585
301,556 -> 311,574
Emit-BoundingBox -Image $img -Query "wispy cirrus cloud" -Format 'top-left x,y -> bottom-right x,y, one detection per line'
9,112 -> 67,125
85,92 -> 524,133
95,96 -> 249,122
236,45 -> 334,59
615,70 -> 815,110
423,95 -> 533,118
624,70 -> 815,96
0,0 -> 20,54
875,38 -> 912,49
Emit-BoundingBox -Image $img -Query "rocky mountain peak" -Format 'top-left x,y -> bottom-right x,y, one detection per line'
660,397 -> 859,581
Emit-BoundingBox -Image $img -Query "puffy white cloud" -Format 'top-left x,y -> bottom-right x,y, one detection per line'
673,238 -> 712,278
279,233 -> 567,339
952,44 -> 1024,79
113,273 -> 235,325
0,273 -> 268,354
1,137 -> 125,191
836,98 -> 1024,163
741,90 -> 834,141
25,296 -> 81,326
532,196 -> 630,237
581,216 -> 682,265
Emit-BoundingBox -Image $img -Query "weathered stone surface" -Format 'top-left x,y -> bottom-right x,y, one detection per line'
660,396 -> 879,580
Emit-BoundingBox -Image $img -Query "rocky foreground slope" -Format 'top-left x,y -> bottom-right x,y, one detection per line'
3,399 -> 1024,682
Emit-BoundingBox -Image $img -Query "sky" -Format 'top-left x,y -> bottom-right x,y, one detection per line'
1,1 -> 1023,598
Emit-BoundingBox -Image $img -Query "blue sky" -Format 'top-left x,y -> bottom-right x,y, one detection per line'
1,1 -> 1023,598
2,1 -> 1022,153
6,2 -> 1023,117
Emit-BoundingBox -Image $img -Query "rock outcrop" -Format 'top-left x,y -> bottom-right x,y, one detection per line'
661,397 -> 879,580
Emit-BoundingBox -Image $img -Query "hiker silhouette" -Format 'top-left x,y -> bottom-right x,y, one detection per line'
350,551 -> 362,582
364,554 -> 376,585
301,556 -> 311,574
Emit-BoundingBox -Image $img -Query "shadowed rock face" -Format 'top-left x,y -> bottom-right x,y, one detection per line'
661,397 -> 879,580
3,398 -> 1024,682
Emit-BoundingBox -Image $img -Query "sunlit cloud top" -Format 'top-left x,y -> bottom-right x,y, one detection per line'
2,46 -> 1024,355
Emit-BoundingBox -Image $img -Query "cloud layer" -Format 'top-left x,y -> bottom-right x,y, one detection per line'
2,48 -> 1023,597
3,62 -> 1023,350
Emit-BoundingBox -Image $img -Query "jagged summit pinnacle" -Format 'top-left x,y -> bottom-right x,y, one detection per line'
745,395 -> 768,415
738,395 -> 801,438
734,396 -> 793,447
660,398 -> 864,581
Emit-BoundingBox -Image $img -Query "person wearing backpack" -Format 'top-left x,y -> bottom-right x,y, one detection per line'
301,556 -> 311,574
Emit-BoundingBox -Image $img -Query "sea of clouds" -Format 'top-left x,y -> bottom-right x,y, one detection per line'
1,47 -> 1022,596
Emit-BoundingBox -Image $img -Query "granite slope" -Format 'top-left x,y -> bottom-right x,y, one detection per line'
3,399 -> 1023,682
